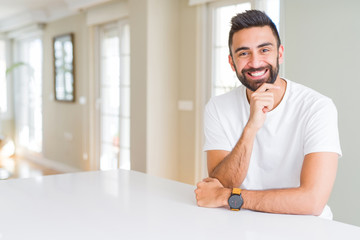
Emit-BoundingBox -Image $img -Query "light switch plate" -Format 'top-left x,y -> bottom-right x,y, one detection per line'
178,100 -> 193,111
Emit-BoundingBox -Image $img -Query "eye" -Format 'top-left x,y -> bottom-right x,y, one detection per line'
238,52 -> 248,57
261,48 -> 270,53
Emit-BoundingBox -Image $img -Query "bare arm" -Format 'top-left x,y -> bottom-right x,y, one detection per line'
208,83 -> 279,188
196,152 -> 338,215
208,125 -> 256,188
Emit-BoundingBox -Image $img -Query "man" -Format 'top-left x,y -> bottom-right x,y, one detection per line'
194,10 -> 341,219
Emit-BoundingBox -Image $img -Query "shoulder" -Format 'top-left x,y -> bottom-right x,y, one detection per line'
206,86 -> 245,112
286,80 -> 335,110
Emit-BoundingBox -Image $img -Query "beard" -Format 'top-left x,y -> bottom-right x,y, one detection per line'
233,57 -> 280,92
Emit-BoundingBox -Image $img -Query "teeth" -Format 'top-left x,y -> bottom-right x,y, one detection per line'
250,70 -> 266,77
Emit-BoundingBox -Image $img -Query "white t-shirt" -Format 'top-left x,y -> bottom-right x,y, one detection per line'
203,79 -> 342,219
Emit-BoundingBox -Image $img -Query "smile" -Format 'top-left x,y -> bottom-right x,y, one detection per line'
248,69 -> 268,77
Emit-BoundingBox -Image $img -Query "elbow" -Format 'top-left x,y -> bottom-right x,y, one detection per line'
312,199 -> 328,216
295,187 -> 327,216
308,202 -> 325,216
302,192 -> 327,216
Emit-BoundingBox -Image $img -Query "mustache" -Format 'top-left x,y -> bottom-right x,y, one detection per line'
241,66 -> 271,74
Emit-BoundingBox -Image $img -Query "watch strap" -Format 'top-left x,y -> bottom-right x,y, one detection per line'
232,188 -> 241,195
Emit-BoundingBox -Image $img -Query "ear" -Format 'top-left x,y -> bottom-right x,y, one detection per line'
228,55 -> 236,72
278,45 -> 284,64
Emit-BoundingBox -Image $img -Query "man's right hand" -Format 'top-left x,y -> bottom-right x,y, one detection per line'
246,83 -> 280,131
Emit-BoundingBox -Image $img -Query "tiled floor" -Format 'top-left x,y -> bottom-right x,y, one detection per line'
0,156 -> 62,180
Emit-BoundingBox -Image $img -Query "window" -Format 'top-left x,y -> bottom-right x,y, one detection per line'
0,40 -> 7,114
13,37 -> 43,153
98,20 -> 130,171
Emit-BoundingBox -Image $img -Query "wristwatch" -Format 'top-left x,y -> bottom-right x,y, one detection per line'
228,188 -> 244,211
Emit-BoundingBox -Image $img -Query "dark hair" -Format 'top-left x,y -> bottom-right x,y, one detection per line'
228,10 -> 281,56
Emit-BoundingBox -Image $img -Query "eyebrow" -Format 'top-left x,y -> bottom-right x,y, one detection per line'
234,42 -> 274,54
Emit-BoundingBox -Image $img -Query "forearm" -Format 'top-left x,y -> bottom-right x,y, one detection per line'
242,187 -> 325,216
210,125 -> 257,188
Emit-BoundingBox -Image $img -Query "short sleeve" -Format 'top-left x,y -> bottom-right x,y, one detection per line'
304,99 -> 342,157
203,99 -> 232,152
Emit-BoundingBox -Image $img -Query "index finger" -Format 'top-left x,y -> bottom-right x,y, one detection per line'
256,83 -> 280,93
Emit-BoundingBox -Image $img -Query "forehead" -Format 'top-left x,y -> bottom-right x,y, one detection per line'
231,26 -> 277,50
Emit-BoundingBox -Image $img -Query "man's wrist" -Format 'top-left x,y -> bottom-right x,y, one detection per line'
244,122 -> 261,134
220,188 -> 232,207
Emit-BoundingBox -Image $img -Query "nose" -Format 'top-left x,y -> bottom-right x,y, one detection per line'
247,52 -> 262,68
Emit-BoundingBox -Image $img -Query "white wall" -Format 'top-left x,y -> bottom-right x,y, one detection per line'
129,0 -> 180,181
129,0 -> 148,173
178,0 -> 197,184
147,0 -> 180,179
283,0 -> 360,226
129,0 -> 198,184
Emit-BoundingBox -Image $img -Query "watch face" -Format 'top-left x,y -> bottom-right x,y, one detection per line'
228,194 -> 243,209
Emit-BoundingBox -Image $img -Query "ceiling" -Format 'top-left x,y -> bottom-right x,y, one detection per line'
0,0 -> 111,33
0,0 -> 62,21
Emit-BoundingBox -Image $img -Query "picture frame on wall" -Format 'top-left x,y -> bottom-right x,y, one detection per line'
53,33 -> 75,102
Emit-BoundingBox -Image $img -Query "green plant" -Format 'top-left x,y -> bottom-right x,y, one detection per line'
5,62 -> 27,75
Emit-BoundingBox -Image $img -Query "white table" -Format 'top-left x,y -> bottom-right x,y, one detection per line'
0,169 -> 359,240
